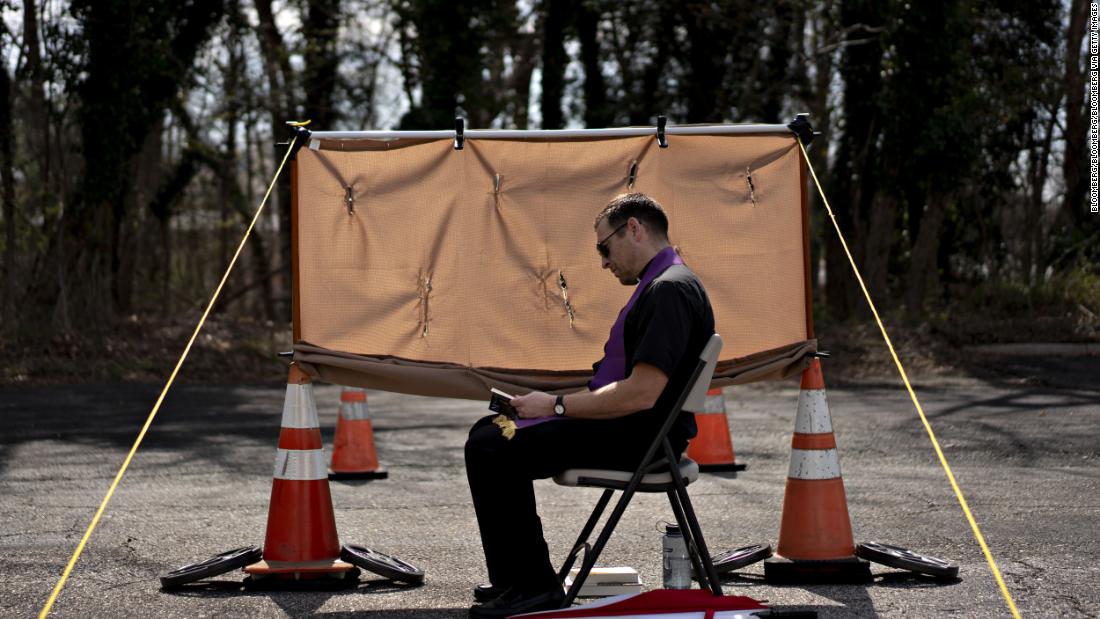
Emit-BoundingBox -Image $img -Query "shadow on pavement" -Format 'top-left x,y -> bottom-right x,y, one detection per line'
0,384 -> 286,475
959,355 -> 1100,392
162,577 -> 428,617
872,572 -> 962,588
927,387 -> 1100,420
716,570 -> 959,617
163,579 -> 467,618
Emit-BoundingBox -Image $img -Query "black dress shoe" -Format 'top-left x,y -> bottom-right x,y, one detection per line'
469,585 -> 566,619
473,583 -> 508,603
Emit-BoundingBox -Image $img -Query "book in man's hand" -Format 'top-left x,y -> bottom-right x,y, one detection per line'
488,388 -> 566,429
488,388 -> 518,419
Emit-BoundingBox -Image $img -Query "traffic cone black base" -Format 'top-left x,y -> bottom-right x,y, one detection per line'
763,556 -> 871,584
697,462 -> 747,473
329,469 -> 388,481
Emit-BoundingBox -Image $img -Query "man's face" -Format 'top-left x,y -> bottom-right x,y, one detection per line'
595,218 -> 637,285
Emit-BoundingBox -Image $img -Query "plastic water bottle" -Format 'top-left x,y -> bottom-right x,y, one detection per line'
662,523 -> 691,589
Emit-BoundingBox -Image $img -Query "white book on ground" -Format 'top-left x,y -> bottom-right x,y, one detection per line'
565,567 -> 642,596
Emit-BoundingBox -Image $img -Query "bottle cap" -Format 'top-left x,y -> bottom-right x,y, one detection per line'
664,524 -> 681,534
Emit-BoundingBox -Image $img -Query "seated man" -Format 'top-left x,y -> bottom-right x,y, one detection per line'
464,192 -> 715,618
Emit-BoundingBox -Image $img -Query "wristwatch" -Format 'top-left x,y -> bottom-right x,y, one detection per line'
554,395 -> 566,417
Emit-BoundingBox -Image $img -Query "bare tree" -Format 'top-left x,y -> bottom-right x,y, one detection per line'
1,13 -> 15,326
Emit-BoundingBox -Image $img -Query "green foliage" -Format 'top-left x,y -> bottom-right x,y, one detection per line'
951,266 -> 1100,320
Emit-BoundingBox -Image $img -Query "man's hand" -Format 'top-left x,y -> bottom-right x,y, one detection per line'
511,391 -> 556,419
510,363 -> 667,421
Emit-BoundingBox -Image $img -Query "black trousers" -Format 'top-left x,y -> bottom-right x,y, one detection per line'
464,414 -> 689,593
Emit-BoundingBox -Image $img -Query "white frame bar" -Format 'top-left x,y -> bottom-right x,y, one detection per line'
307,123 -> 793,141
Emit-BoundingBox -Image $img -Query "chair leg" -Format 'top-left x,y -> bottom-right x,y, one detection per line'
664,440 -> 723,595
561,484 -> 642,607
672,477 -> 723,594
557,489 -> 614,581
666,489 -> 711,591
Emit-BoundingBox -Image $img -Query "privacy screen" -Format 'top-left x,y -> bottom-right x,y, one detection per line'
292,128 -> 816,399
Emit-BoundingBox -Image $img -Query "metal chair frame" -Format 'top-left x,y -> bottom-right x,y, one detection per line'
555,334 -> 725,607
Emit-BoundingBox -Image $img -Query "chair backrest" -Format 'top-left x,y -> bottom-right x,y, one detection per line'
681,334 -> 723,414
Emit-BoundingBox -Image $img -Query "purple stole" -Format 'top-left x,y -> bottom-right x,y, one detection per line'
589,246 -> 683,390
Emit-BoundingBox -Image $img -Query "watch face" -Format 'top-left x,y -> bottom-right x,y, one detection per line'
554,404 -> 565,415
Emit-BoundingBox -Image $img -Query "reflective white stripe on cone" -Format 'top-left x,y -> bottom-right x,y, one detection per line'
281,381 -> 320,429
275,449 -> 328,481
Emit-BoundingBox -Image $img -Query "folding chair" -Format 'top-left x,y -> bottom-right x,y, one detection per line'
553,333 -> 725,607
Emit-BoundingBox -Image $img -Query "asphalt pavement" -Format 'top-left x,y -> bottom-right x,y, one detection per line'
2,356 -> 1097,618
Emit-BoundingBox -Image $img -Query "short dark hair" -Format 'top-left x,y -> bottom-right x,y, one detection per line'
594,193 -> 669,240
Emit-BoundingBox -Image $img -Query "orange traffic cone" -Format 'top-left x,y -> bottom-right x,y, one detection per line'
687,388 -> 746,472
244,364 -> 358,585
764,357 -> 871,583
329,386 -> 388,480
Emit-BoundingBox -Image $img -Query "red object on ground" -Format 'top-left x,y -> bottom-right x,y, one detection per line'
514,589 -> 769,618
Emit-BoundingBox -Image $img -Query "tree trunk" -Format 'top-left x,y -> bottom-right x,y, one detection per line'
824,234 -> 854,319
634,2 -> 674,125
59,0 -> 224,323
905,196 -> 948,313
0,34 -> 15,326
576,1 -> 611,127
802,1 -> 835,302
759,0 -> 794,123
825,0 -> 885,320
510,32 -> 537,129
1027,111 -> 1057,283
116,119 -> 164,315
864,192 -> 896,301
21,0 -> 49,206
254,0 -> 295,320
540,0 -> 568,129
225,14 -> 276,320
302,0 -> 341,130
680,5 -> 722,123
19,0 -> 54,314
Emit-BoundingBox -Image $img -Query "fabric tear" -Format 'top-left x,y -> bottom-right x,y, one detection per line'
558,269 -> 576,329
417,275 -> 432,337
746,166 -> 757,207
344,186 -> 355,215
627,160 -> 639,189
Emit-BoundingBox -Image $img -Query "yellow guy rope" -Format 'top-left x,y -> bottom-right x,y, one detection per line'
797,139 -> 1021,619
38,132 -> 301,619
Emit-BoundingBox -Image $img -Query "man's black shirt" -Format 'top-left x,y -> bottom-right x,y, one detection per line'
607,260 -> 715,446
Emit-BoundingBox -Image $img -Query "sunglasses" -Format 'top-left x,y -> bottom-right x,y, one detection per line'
596,221 -> 629,258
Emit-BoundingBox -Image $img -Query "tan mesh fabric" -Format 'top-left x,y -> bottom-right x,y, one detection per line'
293,129 -> 815,398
